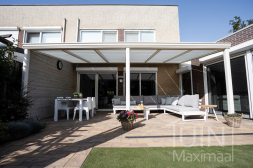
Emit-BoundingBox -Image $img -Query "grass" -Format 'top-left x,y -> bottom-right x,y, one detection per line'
82,145 -> 253,168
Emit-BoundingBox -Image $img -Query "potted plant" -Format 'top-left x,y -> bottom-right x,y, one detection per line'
117,110 -> 138,130
73,92 -> 79,98
224,113 -> 243,128
78,92 -> 83,98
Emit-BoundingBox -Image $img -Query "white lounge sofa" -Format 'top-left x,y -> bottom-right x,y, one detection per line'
164,95 -> 207,121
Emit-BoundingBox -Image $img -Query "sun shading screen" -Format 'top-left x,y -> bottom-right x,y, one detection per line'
67,50 -> 106,63
99,50 -> 125,63
167,50 -> 216,63
130,50 -> 157,63
37,50 -> 84,63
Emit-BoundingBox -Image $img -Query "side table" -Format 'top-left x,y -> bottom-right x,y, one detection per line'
201,105 -> 218,121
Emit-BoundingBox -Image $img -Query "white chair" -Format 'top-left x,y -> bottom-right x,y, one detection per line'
92,97 -> 96,116
73,97 -> 92,120
55,98 -> 74,120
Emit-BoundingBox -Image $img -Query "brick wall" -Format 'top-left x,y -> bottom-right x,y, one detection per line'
217,25 -> 253,47
18,30 -> 24,48
118,29 -> 124,42
28,52 -> 75,119
191,59 -> 205,111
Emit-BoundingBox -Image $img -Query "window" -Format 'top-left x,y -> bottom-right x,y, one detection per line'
80,30 -> 117,42
182,72 -> 192,95
207,56 -> 250,115
124,30 -> 155,42
24,27 -> 62,43
26,32 -> 61,43
126,73 -> 156,96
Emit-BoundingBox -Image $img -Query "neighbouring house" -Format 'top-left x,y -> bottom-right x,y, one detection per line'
0,4 -> 241,119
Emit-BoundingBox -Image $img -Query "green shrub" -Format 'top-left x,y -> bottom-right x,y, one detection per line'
0,120 -> 10,143
20,120 -> 42,134
8,122 -> 32,140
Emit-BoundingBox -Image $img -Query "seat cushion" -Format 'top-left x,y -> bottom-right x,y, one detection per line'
171,97 -> 179,106
184,95 -> 192,107
161,98 -> 166,105
143,96 -> 158,105
145,105 -> 159,109
166,106 -> 199,112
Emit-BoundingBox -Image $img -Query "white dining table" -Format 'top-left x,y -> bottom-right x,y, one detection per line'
54,98 -> 87,122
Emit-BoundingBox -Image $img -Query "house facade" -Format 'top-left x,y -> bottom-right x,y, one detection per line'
0,5 -> 237,120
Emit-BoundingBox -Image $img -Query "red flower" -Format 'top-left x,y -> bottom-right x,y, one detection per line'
132,111 -> 134,114
136,113 -> 138,116
127,112 -> 131,116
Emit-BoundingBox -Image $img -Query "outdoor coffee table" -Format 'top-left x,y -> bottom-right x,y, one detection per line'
201,105 -> 218,121
131,107 -> 150,120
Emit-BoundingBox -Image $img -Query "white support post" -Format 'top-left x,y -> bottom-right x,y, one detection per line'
203,66 -> 209,106
95,73 -> 99,108
179,74 -> 183,95
21,49 -> 30,93
245,51 -> 253,119
126,48 -> 130,111
223,49 -> 235,114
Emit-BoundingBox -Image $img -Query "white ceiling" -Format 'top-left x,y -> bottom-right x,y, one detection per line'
35,49 -> 219,64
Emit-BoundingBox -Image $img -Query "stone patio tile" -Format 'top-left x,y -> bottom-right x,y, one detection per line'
129,143 -> 148,147
147,143 -> 166,147
62,147 -> 80,152
2,166 -> 28,168
19,157 -> 52,166
111,143 -> 130,147
44,151 -> 71,158
0,157 -> 28,166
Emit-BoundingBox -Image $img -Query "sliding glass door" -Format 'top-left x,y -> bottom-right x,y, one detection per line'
207,56 -> 250,115
98,74 -> 116,109
79,73 -> 116,110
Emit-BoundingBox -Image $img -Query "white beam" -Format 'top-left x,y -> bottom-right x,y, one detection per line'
126,48 -> 130,111
223,49 -> 235,114
245,51 -> 253,119
21,49 -> 30,93
203,66 -> 209,105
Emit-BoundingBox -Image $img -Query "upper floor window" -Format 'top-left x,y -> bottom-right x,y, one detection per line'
80,30 -> 118,42
24,27 -> 62,43
124,30 -> 155,42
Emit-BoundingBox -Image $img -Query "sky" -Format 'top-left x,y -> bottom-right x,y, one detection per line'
1,0 -> 253,42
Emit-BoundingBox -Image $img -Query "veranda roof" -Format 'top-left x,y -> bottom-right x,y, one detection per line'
22,42 -> 231,64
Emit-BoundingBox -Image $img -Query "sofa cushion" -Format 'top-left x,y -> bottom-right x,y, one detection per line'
165,97 -> 174,105
178,95 -> 186,106
143,96 -> 158,105
120,101 -> 136,105
171,97 -> 179,106
191,95 -> 199,108
130,101 -> 136,105
113,98 -> 120,105
114,96 -> 126,101
166,106 -> 199,112
161,98 -> 166,105
130,96 -> 143,105
158,95 -> 168,104
184,95 -> 192,107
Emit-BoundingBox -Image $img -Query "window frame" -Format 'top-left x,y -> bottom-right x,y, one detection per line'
79,29 -> 118,42
124,29 -> 156,42
23,27 -> 62,43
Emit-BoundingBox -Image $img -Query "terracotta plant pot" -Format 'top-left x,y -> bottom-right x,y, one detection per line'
224,113 -> 243,128
121,120 -> 134,130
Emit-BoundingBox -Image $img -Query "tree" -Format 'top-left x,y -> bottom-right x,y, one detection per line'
229,16 -> 253,33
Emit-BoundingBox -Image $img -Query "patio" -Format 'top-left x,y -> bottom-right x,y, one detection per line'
1,111 -> 253,168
